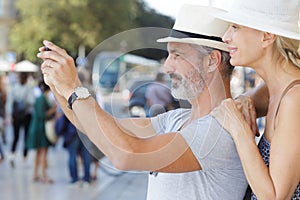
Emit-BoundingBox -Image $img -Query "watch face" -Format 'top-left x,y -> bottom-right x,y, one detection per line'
75,87 -> 91,99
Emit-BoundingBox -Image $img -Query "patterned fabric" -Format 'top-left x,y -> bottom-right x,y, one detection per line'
251,135 -> 300,199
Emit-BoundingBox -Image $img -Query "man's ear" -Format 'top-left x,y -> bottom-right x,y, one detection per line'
207,50 -> 221,72
262,32 -> 277,48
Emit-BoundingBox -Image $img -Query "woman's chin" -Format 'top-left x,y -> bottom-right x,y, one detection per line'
230,58 -> 239,67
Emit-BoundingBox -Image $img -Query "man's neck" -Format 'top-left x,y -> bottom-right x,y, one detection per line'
189,78 -> 231,121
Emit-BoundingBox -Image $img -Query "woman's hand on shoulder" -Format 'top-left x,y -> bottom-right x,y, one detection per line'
234,95 -> 259,136
211,98 -> 257,138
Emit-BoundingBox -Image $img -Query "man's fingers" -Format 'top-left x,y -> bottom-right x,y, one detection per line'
41,59 -> 56,69
43,40 -> 68,57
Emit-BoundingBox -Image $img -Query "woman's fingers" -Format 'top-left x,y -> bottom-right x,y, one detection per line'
234,96 -> 259,136
212,98 -> 255,137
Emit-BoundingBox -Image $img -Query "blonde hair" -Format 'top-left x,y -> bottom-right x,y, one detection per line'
276,36 -> 300,68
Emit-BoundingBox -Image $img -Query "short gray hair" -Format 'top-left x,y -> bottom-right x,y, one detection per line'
191,44 -> 234,80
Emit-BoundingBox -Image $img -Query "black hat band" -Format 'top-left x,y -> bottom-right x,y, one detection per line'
169,29 -> 223,42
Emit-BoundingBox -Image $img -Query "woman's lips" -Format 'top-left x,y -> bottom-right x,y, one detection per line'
228,47 -> 237,57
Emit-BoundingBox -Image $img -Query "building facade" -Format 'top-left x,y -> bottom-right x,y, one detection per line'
0,0 -> 16,59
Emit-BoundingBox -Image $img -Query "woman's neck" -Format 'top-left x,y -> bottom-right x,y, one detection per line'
256,55 -> 300,97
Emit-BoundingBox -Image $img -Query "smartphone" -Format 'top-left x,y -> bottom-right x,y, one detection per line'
45,46 -> 51,51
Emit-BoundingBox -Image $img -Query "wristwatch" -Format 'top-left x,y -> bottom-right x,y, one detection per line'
68,87 -> 91,110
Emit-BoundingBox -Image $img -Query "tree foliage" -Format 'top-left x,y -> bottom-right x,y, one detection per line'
9,0 -> 174,61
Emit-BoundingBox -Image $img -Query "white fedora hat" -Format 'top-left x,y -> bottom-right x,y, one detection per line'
157,4 -> 229,52
214,0 -> 300,40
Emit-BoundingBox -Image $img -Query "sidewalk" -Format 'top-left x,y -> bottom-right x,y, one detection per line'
0,137 -> 148,200
0,93 -> 149,200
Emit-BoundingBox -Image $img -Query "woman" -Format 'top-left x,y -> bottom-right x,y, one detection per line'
211,0 -> 300,199
27,79 -> 56,183
0,74 -> 6,162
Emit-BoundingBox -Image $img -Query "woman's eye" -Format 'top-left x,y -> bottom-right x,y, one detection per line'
231,24 -> 238,30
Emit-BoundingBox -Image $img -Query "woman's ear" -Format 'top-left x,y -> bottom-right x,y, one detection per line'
262,32 -> 277,48
207,50 -> 222,72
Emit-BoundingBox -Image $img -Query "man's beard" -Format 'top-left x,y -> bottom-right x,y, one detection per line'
170,70 -> 206,100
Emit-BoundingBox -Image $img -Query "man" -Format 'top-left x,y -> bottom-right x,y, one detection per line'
38,5 -> 248,199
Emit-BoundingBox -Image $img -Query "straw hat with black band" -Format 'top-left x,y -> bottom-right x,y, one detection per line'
157,4 -> 230,52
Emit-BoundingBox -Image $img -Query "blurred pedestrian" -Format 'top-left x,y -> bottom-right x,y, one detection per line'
78,68 -> 104,184
145,72 -> 173,117
55,110 -> 92,187
0,74 -> 6,162
26,79 -> 56,183
5,72 -> 35,167
212,0 -> 300,199
79,132 -> 104,183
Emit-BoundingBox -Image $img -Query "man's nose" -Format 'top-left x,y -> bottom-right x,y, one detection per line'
162,56 -> 175,74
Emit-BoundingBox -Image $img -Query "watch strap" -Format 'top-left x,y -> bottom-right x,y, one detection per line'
67,92 -> 78,110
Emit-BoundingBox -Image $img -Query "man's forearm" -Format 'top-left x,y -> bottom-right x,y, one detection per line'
51,86 -> 138,167
51,86 -> 86,132
50,86 -> 174,171
117,118 -> 155,138
244,82 -> 269,118
68,94 -> 185,172
51,85 -> 154,138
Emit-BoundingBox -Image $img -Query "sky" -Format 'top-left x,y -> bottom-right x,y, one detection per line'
144,0 -> 232,18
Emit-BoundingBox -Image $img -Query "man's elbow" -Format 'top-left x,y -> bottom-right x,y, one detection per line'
110,153 -> 137,171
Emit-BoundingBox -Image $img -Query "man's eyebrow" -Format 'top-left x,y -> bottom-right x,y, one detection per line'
169,48 -> 185,55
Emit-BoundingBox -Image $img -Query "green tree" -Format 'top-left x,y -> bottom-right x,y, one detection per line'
9,0 -> 173,62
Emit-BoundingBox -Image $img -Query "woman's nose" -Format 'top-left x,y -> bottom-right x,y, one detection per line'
222,28 -> 231,44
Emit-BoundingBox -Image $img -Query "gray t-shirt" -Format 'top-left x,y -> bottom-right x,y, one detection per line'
147,108 -> 247,200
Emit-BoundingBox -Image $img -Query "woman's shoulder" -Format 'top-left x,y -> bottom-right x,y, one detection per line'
275,79 -> 300,110
274,82 -> 300,130
281,82 -> 300,104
